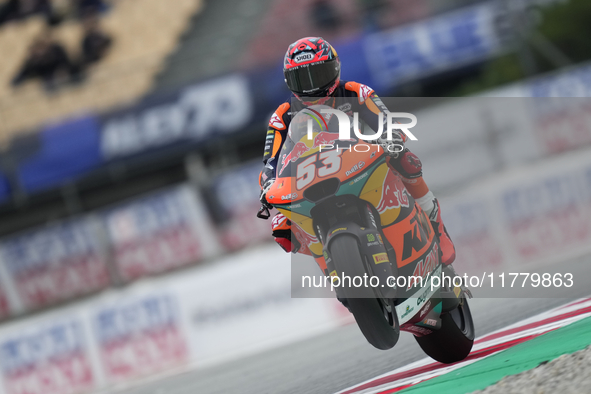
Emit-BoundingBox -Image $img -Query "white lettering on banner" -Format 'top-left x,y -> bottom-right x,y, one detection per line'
0,220 -> 109,309
93,295 -> 187,381
365,3 -> 500,87
0,320 -> 95,394
104,188 -> 205,281
100,75 -> 253,159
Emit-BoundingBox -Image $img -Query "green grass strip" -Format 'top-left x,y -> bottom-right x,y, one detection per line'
400,316 -> 591,394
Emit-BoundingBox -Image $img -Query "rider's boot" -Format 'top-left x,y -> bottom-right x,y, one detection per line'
416,194 -> 456,266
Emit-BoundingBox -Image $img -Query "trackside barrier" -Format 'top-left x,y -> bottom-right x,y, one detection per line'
443,146 -> 591,275
0,185 -> 222,316
0,147 -> 590,393
99,184 -> 221,282
0,218 -> 111,314
0,245 -> 348,394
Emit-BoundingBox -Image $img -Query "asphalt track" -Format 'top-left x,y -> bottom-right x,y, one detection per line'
116,254 -> 591,394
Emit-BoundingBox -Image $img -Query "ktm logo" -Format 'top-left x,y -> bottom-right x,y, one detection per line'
402,215 -> 428,260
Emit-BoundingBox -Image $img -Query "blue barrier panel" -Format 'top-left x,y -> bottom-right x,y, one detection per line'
17,115 -> 102,193
0,172 -> 9,203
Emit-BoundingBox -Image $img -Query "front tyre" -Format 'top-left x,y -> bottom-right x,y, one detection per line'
330,235 -> 400,350
415,296 -> 475,363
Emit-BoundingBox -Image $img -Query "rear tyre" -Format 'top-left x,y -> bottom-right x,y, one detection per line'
330,235 -> 399,350
415,296 -> 474,363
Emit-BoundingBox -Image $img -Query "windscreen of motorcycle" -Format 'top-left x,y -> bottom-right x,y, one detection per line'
277,105 -> 353,178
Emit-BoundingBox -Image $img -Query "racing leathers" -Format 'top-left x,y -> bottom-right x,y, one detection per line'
259,81 -> 456,266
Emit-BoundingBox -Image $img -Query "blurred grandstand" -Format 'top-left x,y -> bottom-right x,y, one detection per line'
0,0 -> 590,390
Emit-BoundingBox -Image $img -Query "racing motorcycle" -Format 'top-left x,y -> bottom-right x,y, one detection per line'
257,106 -> 474,363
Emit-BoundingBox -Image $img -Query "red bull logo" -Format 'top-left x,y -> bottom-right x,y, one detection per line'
376,171 -> 410,213
279,142 -> 311,175
312,131 -> 340,149
292,223 -> 318,255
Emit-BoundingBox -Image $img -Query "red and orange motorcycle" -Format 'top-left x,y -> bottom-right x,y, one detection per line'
258,106 -> 474,363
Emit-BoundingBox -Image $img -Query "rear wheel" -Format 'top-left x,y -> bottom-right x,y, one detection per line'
415,296 -> 474,363
330,235 -> 399,350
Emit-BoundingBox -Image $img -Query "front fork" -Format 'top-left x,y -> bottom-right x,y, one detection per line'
312,197 -> 399,301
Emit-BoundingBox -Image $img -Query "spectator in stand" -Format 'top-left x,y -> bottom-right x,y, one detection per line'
11,32 -> 81,91
357,0 -> 388,33
0,0 -> 56,25
80,13 -> 112,66
310,0 -> 341,31
72,0 -> 107,19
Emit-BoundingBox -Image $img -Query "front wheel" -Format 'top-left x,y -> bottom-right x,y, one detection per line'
330,235 -> 400,350
415,296 -> 475,363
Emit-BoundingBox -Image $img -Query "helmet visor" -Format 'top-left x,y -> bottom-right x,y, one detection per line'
284,59 -> 339,96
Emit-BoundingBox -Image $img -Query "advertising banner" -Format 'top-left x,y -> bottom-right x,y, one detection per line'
0,218 -> 110,311
92,293 -> 188,383
364,2 -> 503,90
170,245 -> 349,366
499,161 -> 591,266
0,318 -> 95,394
443,147 -> 591,275
99,74 -> 255,160
101,185 -> 221,281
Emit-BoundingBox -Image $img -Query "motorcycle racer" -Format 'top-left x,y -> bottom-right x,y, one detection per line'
259,37 -> 456,267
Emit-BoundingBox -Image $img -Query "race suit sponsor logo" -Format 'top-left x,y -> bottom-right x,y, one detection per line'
337,103 -> 352,113
358,84 -> 373,103
269,113 -> 285,130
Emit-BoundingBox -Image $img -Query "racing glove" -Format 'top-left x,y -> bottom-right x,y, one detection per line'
376,130 -> 405,159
